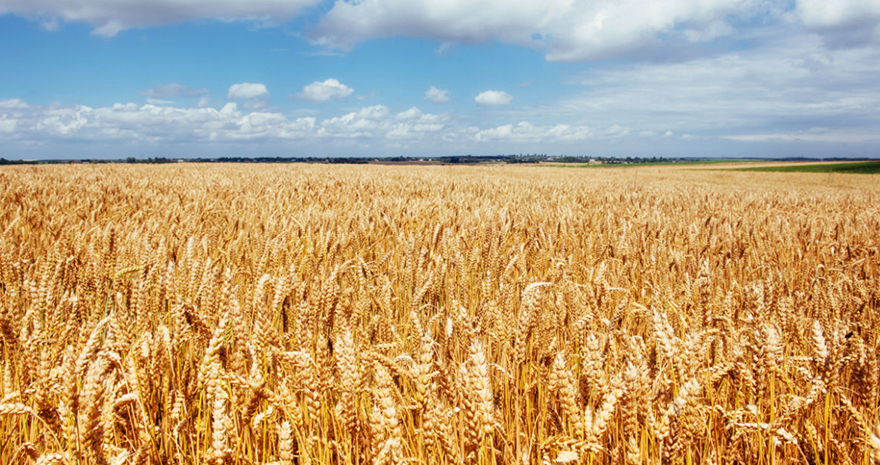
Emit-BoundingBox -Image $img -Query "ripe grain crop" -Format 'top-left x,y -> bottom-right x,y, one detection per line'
0,163 -> 879,465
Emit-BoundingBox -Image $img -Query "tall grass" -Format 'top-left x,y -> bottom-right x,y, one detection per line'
0,163 -> 879,464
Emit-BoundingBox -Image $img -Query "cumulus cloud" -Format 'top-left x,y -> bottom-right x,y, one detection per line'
0,99 -> 29,109
227,83 -> 269,100
794,0 -> 880,47
0,99 -> 317,142
387,111 -> 449,139
682,20 -> 734,42
475,90 -> 513,106
424,86 -> 450,103
0,116 -> 16,133
317,105 -> 390,137
0,0 -> 322,36
139,83 -> 208,100
0,99 -> 27,134
474,122 -> 587,142
316,105 -> 443,140
0,99 -> 456,146
293,78 -> 354,103
306,0 -> 880,62
795,0 -> 880,30
723,131 -> 880,143
396,107 -> 422,120
553,33 -> 880,141
311,0 -> 768,62
4,0 -> 877,64
473,121 -> 629,142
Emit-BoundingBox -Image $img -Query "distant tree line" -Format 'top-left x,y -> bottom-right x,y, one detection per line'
3,155 -> 871,166
0,155 -> 713,165
125,157 -> 176,164
0,158 -> 38,165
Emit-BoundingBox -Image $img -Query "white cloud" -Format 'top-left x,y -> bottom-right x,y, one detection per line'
793,0 -> 880,48
145,98 -> 175,105
0,98 -> 462,153
140,83 -> 208,99
226,83 -> 269,101
474,122 -> 593,142
0,116 -> 17,133
535,33 -> 880,143
387,111 -> 449,138
4,0 -> 877,63
424,86 -> 450,103
396,106 -> 422,120
386,125 -> 413,139
683,20 -> 734,42
196,96 -> 211,108
468,121 -> 630,145
317,105 -> 388,138
310,0 -> 766,62
0,99 -> 319,142
795,0 -> 880,29
356,105 -> 388,119
0,99 -> 29,109
724,131 -> 880,143
1,0 -> 322,37
293,78 -> 354,103
475,90 -> 513,106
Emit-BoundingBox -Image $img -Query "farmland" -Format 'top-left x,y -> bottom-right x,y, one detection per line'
732,161 -> 880,174
1,164 -> 879,465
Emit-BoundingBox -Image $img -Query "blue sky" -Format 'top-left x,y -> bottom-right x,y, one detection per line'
1,0 -> 879,159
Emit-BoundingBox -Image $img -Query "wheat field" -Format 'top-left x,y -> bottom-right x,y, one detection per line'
0,163 -> 879,465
